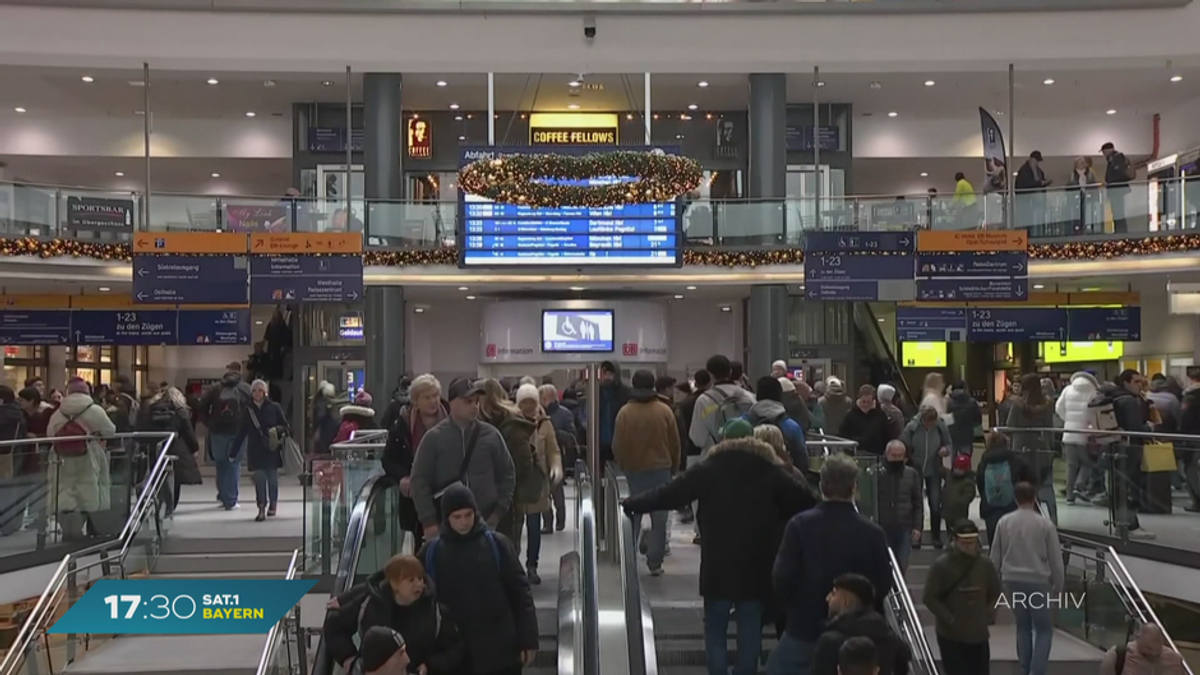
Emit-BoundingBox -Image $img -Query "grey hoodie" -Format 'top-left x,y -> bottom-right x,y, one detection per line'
410,417 -> 516,527
689,382 -> 756,452
899,417 -> 952,478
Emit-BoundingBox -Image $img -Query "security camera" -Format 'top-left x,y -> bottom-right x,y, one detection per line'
584,15 -> 596,41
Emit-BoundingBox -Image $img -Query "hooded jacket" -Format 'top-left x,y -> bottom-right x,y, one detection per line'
877,460 -> 923,534
614,388 -> 680,474
922,546 -> 1002,644
410,417 -> 515,527
522,411 -> 563,512
1146,380 -> 1181,432
744,399 -> 808,471
812,606 -> 911,675
900,418 -> 952,478
838,404 -> 890,456
818,380 -> 853,435
47,392 -> 117,513
136,391 -> 201,486
876,384 -> 905,442
1101,382 -> 1151,441
1006,397 -> 1055,481
418,484 -> 538,674
1055,371 -> 1102,445
333,404 -> 378,445
198,371 -> 252,434
624,438 -> 815,602
324,571 -> 465,675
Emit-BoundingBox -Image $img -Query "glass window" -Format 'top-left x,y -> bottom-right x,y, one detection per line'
3,346 -> 44,360
100,346 -> 114,364
134,346 -> 148,366
75,346 -> 97,364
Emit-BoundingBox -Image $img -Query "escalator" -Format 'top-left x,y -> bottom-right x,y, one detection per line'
853,301 -> 915,408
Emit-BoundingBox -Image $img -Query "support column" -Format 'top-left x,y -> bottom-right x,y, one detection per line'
747,74 -> 787,200
747,285 -> 789,380
363,73 -> 403,201
365,286 -> 405,403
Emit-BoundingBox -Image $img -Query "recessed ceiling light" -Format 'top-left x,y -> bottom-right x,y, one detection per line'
887,111 -> 898,117
128,80 -> 145,87
1033,284 -> 1046,290
920,172 -> 928,177
458,135 -> 466,141
569,286 -> 585,291
720,306 -> 732,313
115,172 -> 124,177
262,79 -> 276,88
924,80 -> 935,87
567,103 -> 580,110
245,111 -> 256,117
877,317 -> 886,323
13,107 -> 26,113
698,81 -> 709,88
206,78 -> 219,85
1171,75 -> 1184,83
414,307 -> 425,313
211,172 -> 221,178
673,294 -> 684,300
568,80 -> 581,87
1106,109 -> 1117,115
449,103 -> 460,110
869,81 -> 882,89
458,286 -> 469,291
255,320 -> 264,325
436,80 -> 448,87
686,285 -> 697,291
626,113 -> 634,121
454,115 -> 463,121
81,76 -> 94,83
688,104 -> 698,111
321,80 -> 334,87
1043,78 -> 1055,85
98,287 -> 110,292
815,81 -> 826,87
465,295 -> 477,300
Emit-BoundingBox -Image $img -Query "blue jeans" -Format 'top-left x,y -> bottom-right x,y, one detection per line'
253,467 -> 279,507
766,633 -> 814,675
703,599 -> 763,675
1005,581 -> 1053,675
625,468 -> 672,569
209,432 -> 241,508
525,511 -> 542,568
884,526 -> 912,574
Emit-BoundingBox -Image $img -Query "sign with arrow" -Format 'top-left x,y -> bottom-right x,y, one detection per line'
915,230 -> 1029,302
802,231 -> 915,301
967,307 -> 1068,342
0,311 -> 71,345
249,253 -> 363,304
133,254 -> 248,305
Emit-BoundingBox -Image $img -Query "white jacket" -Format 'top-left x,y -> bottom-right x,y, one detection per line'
1055,371 -> 1101,445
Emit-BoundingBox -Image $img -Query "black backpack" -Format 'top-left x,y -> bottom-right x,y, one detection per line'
210,385 -> 243,432
148,402 -> 177,431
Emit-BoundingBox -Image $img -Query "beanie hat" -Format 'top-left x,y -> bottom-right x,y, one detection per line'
877,384 -> 896,403
354,390 -> 373,406
778,377 -> 796,393
772,360 -> 787,372
67,378 -> 90,396
439,483 -> 477,521
952,453 -> 972,473
360,626 -> 406,672
722,418 -> 754,440
515,383 -> 540,405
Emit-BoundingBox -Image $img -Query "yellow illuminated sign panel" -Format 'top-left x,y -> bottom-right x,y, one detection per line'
900,342 -> 947,368
529,113 -> 618,145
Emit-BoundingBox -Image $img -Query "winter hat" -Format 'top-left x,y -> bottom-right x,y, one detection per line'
515,383 -> 540,405
952,453 -> 972,473
439,483 -> 477,520
877,384 -> 897,403
360,626 -> 407,672
772,360 -> 787,372
778,377 -> 796,393
722,418 -> 754,440
825,377 -> 845,397
354,390 -> 373,406
67,378 -> 90,396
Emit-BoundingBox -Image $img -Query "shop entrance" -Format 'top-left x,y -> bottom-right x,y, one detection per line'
791,357 -> 832,386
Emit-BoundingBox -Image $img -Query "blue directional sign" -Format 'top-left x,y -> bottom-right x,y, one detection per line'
805,281 -> 892,302
916,278 -> 1029,302
72,310 -> 179,345
177,310 -> 251,345
806,254 -> 914,282
803,231 -> 915,254
967,307 -> 1069,342
916,252 -> 1027,278
249,254 -> 363,304
0,311 -> 71,345
896,307 -> 968,342
1067,307 -> 1142,342
133,255 -> 248,305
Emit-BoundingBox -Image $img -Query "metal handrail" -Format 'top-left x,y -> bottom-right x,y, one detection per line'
991,425 -> 1200,445
0,431 -> 178,675
255,549 -> 303,675
604,462 -> 656,675
575,460 -> 601,675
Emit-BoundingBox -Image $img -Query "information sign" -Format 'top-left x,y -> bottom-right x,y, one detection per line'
916,230 -> 1029,302
966,307 -> 1068,342
896,307 -> 968,342
916,278 -> 1029,302
249,254 -> 363,304
133,255 -> 248,305
803,231 -> 915,301
0,311 -> 71,344
1067,307 -> 1142,341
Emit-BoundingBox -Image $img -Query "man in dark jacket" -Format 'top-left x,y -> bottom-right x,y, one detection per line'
812,574 -> 910,675
597,361 -> 630,466
946,384 -> 981,458
768,454 -> 892,675
1102,141 -> 1134,233
0,385 -> 29,536
1102,370 -> 1155,539
877,440 -> 923,574
198,364 -> 253,510
324,554 -> 464,675
922,520 -> 1001,675
623,435 -> 815,675
1014,150 -> 1051,232
675,369 -> 710,526
837,385 -> 890,456
418,484 -> 538,675
1179,367 -> 1200,512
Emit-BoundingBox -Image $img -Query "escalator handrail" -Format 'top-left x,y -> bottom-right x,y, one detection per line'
255,549 -> 303,675
604,462 -> 657,675
575,460 -> 602,675
856,302 -> 916,406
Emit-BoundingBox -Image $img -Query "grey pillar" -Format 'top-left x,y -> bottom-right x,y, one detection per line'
363,73 -> 403,201
748,74 -> 787,200
365,286 -> 405,403
747,285 -> 789,380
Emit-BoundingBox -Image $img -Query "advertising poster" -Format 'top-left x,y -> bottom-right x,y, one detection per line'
66,196 -> 134,231
224,204 -> 289,233
979,108 -> 1008,194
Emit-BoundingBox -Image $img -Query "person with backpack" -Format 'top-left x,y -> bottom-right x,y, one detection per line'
136,385 -> 201,512
47,378 -> 116,541
1101,624 -> 1187,675
922,520 -> 1001,675
417,483 -> 538,675
614,369 -> 682,577
310,380 -> 345,458
1101,370 -> 1155,539
383,374 -> 448,550
976,432 -> 1036,545
745,376 -> 808,472
111,374 -> 141,432
513,384 -> 562,585
900,406 -> 952,549
1056,370 -> 1108,504
812,574 -> 910,675
323,554 -> 465,675
990,482 -> 1064,675
941,453 -> 977,545
230,379 -> 290,523
689,355 -> 756,459
539,384 -> 573,533
198,364 -> 252,510
818,378 -> 853,436
1006,373 -> 1057,523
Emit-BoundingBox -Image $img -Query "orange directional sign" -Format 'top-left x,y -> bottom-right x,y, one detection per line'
917,230 -> 1027,252
2,295 -> 72,309
250,232 -> 362,254
133,232 -> 249,255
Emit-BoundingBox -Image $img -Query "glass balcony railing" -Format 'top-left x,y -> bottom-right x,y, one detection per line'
3,175 -> 1197,254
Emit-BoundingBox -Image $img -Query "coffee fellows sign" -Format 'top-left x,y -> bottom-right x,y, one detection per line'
407,118 -> 432,159
529,113 -> 618,146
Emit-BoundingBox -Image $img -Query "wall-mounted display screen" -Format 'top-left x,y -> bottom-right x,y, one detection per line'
1041,341 -> 1124,364
900,342 -> 947,368
542,310 -> 614,353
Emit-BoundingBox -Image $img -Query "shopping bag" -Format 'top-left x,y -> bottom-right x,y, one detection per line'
282,437 -> 305,477
1141,442 -> 1176,473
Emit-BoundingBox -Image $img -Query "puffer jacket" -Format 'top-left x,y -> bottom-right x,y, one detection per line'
812,607 -> 911,675
946,390 -> 981,449
47,393 -> 117,512
1055,371 -> 1101,445
876,462 -> 923,534
900,418 -> 951,478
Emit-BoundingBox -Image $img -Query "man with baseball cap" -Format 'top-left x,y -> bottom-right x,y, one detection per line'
410,377 -> 516,540
357,626 -> 409,675
922,520 -> 1001,675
